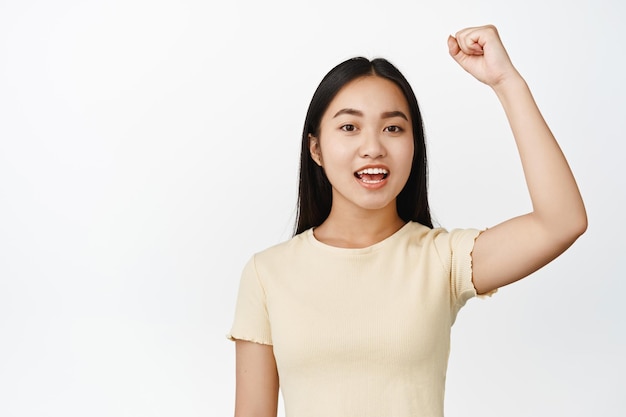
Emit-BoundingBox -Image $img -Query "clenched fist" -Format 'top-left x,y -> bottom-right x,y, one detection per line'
448,25 -> 521,88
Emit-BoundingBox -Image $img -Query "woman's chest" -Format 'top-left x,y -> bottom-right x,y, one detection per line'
266,265 -> 453,375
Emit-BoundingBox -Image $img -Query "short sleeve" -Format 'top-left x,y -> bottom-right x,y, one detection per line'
449,228 -> 482,311
434,228 -> 492,323
226,256 -> 273,345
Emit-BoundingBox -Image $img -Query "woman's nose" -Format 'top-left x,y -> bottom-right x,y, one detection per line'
359,130 -> 385,159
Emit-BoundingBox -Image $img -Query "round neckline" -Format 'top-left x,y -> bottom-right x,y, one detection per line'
306,221 -> 415,254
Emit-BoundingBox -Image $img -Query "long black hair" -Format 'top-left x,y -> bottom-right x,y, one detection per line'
294,57 -> 432,235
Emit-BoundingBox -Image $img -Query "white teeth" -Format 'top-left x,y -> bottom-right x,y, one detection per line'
356,167 -> 388,175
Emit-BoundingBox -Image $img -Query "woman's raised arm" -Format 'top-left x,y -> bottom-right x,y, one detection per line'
447,25 -> 587,294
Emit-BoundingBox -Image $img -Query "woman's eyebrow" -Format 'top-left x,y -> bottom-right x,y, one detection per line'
333,108 -> 408,121
333,108 -> 363,118
381,110 -> 408,121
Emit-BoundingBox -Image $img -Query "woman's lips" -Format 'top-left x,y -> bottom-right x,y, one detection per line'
354,167 -> 389,183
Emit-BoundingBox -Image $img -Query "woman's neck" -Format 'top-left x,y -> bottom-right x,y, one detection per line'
313,205 -> 407,249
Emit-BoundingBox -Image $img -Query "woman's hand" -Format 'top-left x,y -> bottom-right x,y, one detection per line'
447,25 -> 520,88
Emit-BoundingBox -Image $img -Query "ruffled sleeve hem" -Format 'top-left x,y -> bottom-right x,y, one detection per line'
469,229 -> 498,299
226,332 -> 273,345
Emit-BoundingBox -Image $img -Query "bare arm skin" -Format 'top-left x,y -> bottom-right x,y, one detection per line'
447,25 -> 587,294
234,340 -> 279,417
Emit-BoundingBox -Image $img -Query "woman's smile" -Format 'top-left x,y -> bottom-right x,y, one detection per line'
355,166 -> 389,183
354,165 -> 390,189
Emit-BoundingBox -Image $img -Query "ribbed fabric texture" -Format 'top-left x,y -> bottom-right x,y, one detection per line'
228,222 -> 483,417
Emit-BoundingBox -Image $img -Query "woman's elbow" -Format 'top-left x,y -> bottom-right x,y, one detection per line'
560,208 -> 588,247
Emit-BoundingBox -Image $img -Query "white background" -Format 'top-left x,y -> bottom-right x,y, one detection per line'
1,0 -> 624,416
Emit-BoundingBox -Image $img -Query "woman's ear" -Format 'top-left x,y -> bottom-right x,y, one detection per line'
308,134 -> 323,166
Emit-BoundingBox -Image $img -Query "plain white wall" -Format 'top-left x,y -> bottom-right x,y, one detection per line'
1,0 -> 624,416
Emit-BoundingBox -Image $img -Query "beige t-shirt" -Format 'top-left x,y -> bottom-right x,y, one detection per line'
228,222 -> 483,417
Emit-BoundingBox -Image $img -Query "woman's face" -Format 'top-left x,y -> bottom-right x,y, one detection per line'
310,76 -> 414,215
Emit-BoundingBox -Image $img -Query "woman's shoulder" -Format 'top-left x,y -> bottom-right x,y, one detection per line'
251,229 -> 312,261
401,222 -> 483,256
399,221 -> 454,243
405,221 -> 482,238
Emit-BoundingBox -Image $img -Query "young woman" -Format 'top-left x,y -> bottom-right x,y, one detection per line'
228,25 -> 587,417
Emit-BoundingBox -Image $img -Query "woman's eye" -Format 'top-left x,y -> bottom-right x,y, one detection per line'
384,125 -> 403,133
340,124 -> 356,132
